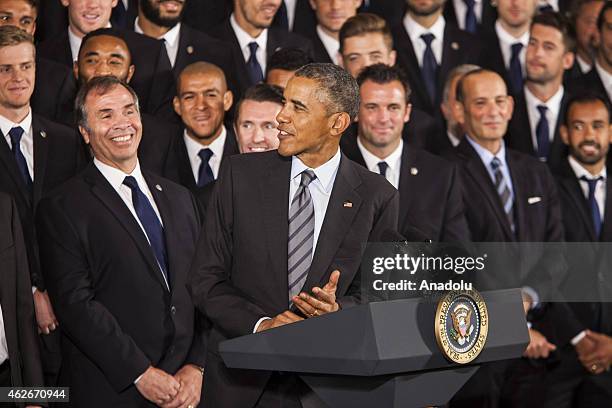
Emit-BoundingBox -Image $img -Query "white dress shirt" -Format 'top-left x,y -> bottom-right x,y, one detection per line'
537,0 -> 559,11
495,21 -> 529,72
0,307 -> 8,365
357,138 -> 403,189
568,156 -> 607,220
134,19 -> 182,67
1,109 -> 34,180
452,0 -> 483,31
576,54 -> 592,75
230,14 -> 268,74
466,135 -> 515,202
524,85 -> 564,150
183,126 -> 227,183
447,131 -> 461,147
403,13 -> 445,67
316,25 -> 340,65
284,0 -> 297,30
595,61 -> 612,104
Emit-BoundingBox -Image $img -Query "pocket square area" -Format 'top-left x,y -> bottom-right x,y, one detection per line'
527,197 -> 542,204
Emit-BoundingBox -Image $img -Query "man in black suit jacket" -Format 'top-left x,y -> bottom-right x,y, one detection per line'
164,62 -> 239,191
443,0 -> 497,34
0,193 -> 44,406
0,26 -> 84,385
211,0 -> 313,93
342,63 -> 469,242
37,76 -> 205,407
189,63 -> 399,407
505,12 -> 575,171
358,0 -> 407,28
273,0 -> 318,33
391,0 -> 481,118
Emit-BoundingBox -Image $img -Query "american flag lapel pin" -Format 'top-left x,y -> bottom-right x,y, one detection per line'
155,184 -> 163,191
343,201 -> 353,208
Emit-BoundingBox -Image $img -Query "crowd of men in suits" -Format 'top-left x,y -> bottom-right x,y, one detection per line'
0,0 -> 612,407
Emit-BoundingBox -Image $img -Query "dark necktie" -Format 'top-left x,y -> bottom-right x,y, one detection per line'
580,176 -> 603,238
377,161 -> 389,178
275,1 -> 289,30
246,42 -> 264,85
509,43 -> 524,95
463,0 -> 478,34
288,170 -> 317,302
538,4 -> 554,13
536,105 -> 550,161
111,0 -> 128,29
197,148 -> 214,187
122,176 -> 170,288
8,126 -> 33,192
420,33 -> 438,105
490,157 -> 514,231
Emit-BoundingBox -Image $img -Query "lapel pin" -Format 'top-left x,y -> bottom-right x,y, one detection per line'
527,196 -> 541,205
343,201 -> 353,208
186,45 -> 194,55
451,42 -> 459,50
40,130 -> 47,138
155,184 -> 163,191
410,167 -> 419,176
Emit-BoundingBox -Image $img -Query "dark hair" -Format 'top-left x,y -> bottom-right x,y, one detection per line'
5,0 -> 39,9
294,63 -> 360,119
235,83 -> 284,122
267,47 -> 314,74
0,24 -> 34,47
339,13 -> 393,54
356,63 -> 411,103
75,75 -> 139,131
78,28 -> 130,61
597,0 -> 612,31
455,68 -> 495,103
531,11 -> 576,52
563,91 -> 611,125
571,0 -> 604,23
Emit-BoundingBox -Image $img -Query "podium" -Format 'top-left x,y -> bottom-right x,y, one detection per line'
219,289 -> 529,407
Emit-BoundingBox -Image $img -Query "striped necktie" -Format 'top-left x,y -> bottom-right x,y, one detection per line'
490,157 -> 514,231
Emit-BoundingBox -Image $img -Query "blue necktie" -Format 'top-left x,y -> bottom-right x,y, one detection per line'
122,176 -> 170,288
8,127 -> 33,192
463,0 -> 478,34
420,33 -> 438,104
197,148 -> 214,187
377,161 -> 389,178
246,42 -> 264,85
536,105 -> 550,160
580,176 -> 603,238
538,4 -> 554,13
509,43 -> 524,95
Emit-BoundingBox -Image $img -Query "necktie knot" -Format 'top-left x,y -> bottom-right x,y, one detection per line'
9,126 -> 24,145
537,104 -> 548,117
299,170 -> 317,187
463,0 -> 475,7
580,175 -> 603,190
198,148 -> 213,163
248,41 -> 259,55
122,175 -> 139,191
511,43 -> 523,57
377,161 -> 389,177
490,157 -> 502,171
420,33 -> 435,46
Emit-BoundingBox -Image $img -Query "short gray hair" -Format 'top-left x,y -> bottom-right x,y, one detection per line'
442,64 -> 481,106
75,75 -> 140,131
293,63 -> 360,119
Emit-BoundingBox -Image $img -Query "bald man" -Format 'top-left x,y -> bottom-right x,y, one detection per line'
163,62 -> 239,192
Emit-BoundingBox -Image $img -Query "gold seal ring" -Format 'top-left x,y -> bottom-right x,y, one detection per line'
591,364 -> 598,372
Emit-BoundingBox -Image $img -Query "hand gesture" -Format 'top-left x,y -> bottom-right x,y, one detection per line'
256,311 -> 303,332
161,364 -> 203,408
135,366 -> 180,406
578,330 -> 612,374
33,290 -> 59,334
292,270 -> 341,318
523,328 -> 556,359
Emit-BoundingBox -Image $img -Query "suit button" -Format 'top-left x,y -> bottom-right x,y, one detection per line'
171,306 -> 176,315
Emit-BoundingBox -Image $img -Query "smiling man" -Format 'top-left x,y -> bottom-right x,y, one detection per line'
234,83 -> 283,153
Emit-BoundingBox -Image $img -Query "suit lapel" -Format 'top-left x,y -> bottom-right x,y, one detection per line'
397,145 -> 417,229
177,134 -> 197,189
506,152 -> 528,241
562,175 -> 596,240
601,176 -> 612,241
439,25 -> 462,103
85,164 -> 170,291
394,25 -> 430,110
0,131 -> 32,207
32,116 -> 48,205
173,26 -> 190,77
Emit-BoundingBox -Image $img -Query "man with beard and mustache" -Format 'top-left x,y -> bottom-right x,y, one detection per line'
548,93 -> 612,406
505,11 -> 575,171
212,0 -> 313,91
391,0 -> 481,118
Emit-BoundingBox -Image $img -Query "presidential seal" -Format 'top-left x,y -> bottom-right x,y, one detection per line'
435,290 -> 488,364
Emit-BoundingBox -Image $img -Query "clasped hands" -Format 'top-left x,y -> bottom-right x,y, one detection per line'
575,330 -> 612,375
136,364 -> 202,408
257,270 -> 341,332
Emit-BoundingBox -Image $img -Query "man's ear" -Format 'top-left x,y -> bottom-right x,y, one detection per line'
330,112 -> 352,137
404,103 -> 412,123
79,125 -> 90,144
126,65 -> 135,83
223,90 -> 234,112
73,61 -> 79,81
173,96 -> 181,116
559,124 -> 569,145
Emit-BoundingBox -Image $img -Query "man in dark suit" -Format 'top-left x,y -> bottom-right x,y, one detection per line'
391,0 -> 481,118
571,0 -> 604,75
37,76 -> 205,407
72,28 -> 178,175
0,0 -> 78,123
266,47 -> 314,88
0,193 -> 43,407
189,63 -> 399,407
272,0 -> 318,33
443,0 -> 497,34
164,62 -> 239,191
211,0 -> 313,93
341,63 -> 469,242
506,11 -> 575,170
0,26 -> 84,385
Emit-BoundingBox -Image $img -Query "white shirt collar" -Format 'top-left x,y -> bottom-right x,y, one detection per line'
356,137 -> 403,173
316,25 -> 340,65
576,55 -> 592,74
403,13 -> 445,46
595,61 -> 612,99
538,0 -> 558,11
290,148 -> 341,194
524,84 -> 564,115
183,125 -> 227,163
230,13 -> 268,55
495,20 -> 529,47
93,158 -> 146,191
0,109 -> 32,139
568,155 -> 607,181
134,18 -> 181,67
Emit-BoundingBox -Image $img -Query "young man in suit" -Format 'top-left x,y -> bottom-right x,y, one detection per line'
211,0 -> 313,91
391,0 -> 481,118
341,63 -> 469,242
265,47 -> 314,88
443,0 -> 497,34
37,76 -> 205,407
189,63 -> 399,407
0,26 -> 84,385
165,62 -> 239,191
506,11 -> 575,170
478,0 -> 538,96
0,193 -> 43,408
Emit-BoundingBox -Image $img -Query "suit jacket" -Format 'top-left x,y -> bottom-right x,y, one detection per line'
32,57 -> 77,123
341,134 -> 470,242
210,21 -> 314,93
0,193 -> 44,395
478,27 -> 515,94
505,88 -> 570,172
188,151 -> 399,407
275,0 -> 318,34
310,31 -> 335,64
36,164 -> 205,407
182,0 -> 234,36
162,126 -> 239,191
569,68 -> 611,107
359,0 -> 408,29
443,0 -> 497,34
0,114 -> 84,290
392,21 -> 481,116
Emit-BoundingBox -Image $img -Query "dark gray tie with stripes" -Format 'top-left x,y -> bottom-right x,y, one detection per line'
288,170 -> 317,302
490,157 -> 514,231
